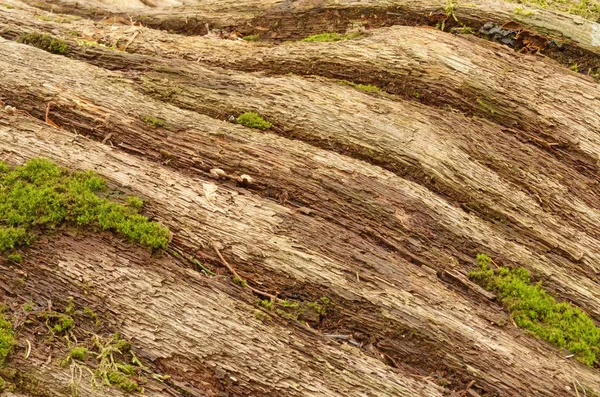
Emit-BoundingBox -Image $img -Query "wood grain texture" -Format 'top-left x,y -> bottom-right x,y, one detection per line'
1,0 -> 600,396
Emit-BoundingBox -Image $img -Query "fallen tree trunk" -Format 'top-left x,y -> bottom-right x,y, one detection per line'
3,229 -> 439,397
3,104 -> 600,397
1,32 -> 600,394
16,0 -> 600,58
2,1 -> 600,396
2,10 -> 600,314
2,3 -> 600,169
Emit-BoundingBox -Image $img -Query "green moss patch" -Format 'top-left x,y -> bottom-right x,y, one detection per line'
83,307 -> 100,326
6,254 -> 21,263
106,370 -> 141,392
469,254 -> 600,366
143,116 -> 166,128
16,33 -> 67,54
236,112 -> 272,130
508,0 -> 600,20
69,347 -> 86,361
0,311 -> 15,367
0,158 -> 169,255
255,296 -> 331,324
94,333 -> 142,393
301,32 -> 364,42
339,80 -> 382,93
45,313 -> 74,334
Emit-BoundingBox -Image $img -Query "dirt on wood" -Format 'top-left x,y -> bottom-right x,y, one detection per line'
1,0 -> 600,396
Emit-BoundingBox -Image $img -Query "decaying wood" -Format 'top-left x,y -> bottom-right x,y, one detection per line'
1,0 -> 600,396
14,0 -> 600,58
441,270 -> 497,301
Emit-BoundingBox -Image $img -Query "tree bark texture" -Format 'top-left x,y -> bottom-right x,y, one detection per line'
0,0 -> 600,396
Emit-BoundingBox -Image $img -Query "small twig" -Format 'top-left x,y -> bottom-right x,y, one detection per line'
101,132 -> 113,144
163,388 -> 180,397
490,259 -> 500,269
324,334 -> 352,340
465,380 -> 476,391
45,103 -> 60,128
193,259 -> 216,276
372,275 -> 395,287
211,241 -> 277,301
382,352 -> 400,368
166,247 -> 217,276
123,30 -> 140,51
324,334 -> 361,347
45,104 -> 60,128
573,380 -> 580,397
24,339 -> 31,359
211,241 -> 241,278
356,271 -> 360,282
575,379 -> 586,397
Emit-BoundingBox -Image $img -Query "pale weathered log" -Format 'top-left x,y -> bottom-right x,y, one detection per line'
2,22 -> 600,319
14,0 -> 600,57
1,42 -> 600,393
1,1 -> 600,396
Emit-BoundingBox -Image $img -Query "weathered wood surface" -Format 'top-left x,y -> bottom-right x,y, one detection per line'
1,0 -> 600,396
4,101 -> 600,396
4,229 -> 437,397
2,2 -> 600,163
15,0 -> 600,56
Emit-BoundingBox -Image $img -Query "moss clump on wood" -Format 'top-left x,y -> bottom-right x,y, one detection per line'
258,299 -> 273,310
0,158 -> 169,255
301,32 -> 364,42
236,112 -> 272,130
307,296 -> 331,317
16,33 -> 67,54
243,34 -> 260,41
255,296 -> 331,324
232,276 -> 247,287
61,346 -> 87,366
93,333 -> 142,393
339,80 -> 382,93
6,253 -> 21,263
69,347 -> 86,361
514,6 -> 535,16
512,0 -> 600,20
83,307 -> 100,326
106,370 -> 142,392
75,38 -> 120,51
45,313 -> 74,334
0,311 -> 15,367
469,253 -> 600,367
143,116 -> 166,128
